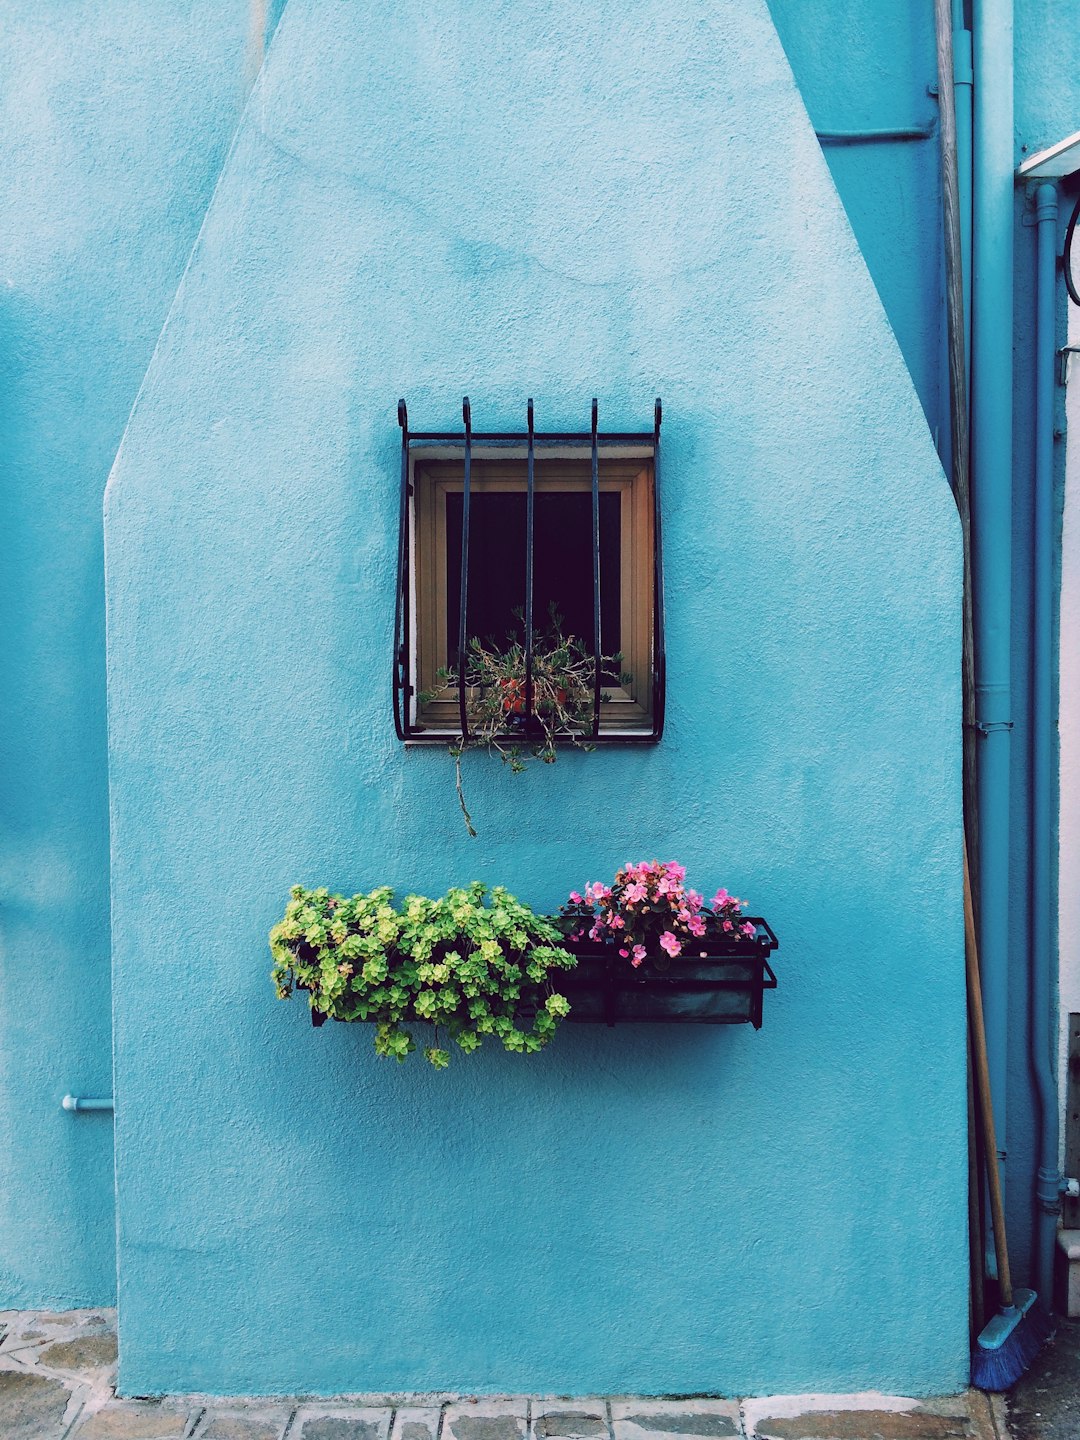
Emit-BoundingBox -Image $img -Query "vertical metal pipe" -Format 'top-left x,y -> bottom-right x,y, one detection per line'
458,397 -> 472,741
1031,181 -> 1062,1302
525,399 -> 535,722
953,2 -> 974,391
972,0 -> 1014,1169
590,399 -> 602,738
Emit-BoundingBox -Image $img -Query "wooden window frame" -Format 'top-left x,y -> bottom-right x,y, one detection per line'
409,454 -> 656,737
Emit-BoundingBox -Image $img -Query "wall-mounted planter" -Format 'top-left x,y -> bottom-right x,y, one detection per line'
306,923 -> 778,1031
277,880 -> 779,1058
554,921 -> 778,1029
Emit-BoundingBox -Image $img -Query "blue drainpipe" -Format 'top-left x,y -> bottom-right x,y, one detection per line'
952,0 -> 973,390
1031,180 -> 1062,1303
971,0 -> 1014,1175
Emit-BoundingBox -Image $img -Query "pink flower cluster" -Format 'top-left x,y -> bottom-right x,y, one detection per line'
562,860 -> 758,966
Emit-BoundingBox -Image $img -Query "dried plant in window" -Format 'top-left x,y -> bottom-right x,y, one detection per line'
419,606 -> 630,835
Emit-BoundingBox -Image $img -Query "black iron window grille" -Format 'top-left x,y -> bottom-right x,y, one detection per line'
393,398 -> 665,745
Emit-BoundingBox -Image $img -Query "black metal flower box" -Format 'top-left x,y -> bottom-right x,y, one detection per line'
554,919 -> 778,1028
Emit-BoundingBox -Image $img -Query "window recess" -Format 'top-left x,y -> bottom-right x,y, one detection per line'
393,398 -> 665,745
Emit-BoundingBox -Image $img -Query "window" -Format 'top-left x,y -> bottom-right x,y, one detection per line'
393,400 -> 665,744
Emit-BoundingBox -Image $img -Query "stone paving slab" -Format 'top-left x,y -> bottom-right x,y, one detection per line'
40,1333 -> 119,1374
742,1391 -> 1001,1440
611,1399 -> 742,1440
0,1309 -> 115,1358
292,1405 -> 395,1440
190,1405 -> 293,1440
0,1309 -> 1016,1440
444,1400 -> 528,1440
70,1399 -> 195,1439
390,1406 -> 442,1440
0,1367 -> 79,1439
531,1401 -> 609,1439
749,1413 -> 969,1439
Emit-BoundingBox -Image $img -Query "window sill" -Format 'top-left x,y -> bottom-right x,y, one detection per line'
402,730 -> 661,746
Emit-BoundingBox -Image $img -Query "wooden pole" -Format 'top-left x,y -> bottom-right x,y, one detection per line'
935,0 -> 979,893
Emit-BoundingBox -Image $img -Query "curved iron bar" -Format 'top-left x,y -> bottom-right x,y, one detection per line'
393,398 -> 410,740
457,397 -> 472,741
652,397 -> 666,741
590,398 -> 602,739
525,399 -> 535,724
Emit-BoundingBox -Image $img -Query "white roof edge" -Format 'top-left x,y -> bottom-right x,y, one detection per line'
1018,129 -> 1080,179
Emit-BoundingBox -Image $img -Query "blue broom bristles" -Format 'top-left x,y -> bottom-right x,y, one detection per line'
971,1288 -> 1053,1391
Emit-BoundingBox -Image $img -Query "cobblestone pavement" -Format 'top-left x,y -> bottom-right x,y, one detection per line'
0,1310 -> 1011,1440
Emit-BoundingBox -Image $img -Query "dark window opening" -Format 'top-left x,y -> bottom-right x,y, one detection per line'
445,490 -> 622,682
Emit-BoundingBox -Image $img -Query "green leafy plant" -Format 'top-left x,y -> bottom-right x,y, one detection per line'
420,606 -> 630,835
270,882 -> 575,1066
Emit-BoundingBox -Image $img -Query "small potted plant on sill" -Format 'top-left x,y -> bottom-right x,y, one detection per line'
419,605 -> 630,835
554,860 -> 778,1027
270,882 -> 575,1066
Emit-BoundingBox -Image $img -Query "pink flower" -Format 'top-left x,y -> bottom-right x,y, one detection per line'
722,920 -> 733,932
619,948 -> 629,958
659,931 -> 682,958
625,882 -> 647,904
713,888 -> 730,908
688,915 -> 706,937
608,913 -> 625,929
631,944 -> 647,967
569,891 -> 583,905
741,922 -> 756,937
665,861 -> 686,881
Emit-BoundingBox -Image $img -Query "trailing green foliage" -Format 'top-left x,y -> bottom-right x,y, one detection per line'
418,606 -> 630,835
270,882 -> 575,1066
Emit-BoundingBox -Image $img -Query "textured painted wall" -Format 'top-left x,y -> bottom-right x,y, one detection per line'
105,0 -> 965,1397
0,3 -> 273,1308
767,0 -> 945,448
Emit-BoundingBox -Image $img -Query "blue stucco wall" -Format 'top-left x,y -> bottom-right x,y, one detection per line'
0,3 -> 271,1309
767,1 -> 946,449
104,0 -> 966,1397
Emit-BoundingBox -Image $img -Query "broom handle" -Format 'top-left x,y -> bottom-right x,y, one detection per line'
965,848 -> 1014,1306
967,1025 -> 986,1327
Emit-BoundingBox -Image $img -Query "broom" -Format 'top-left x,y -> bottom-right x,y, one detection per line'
965,853 -> 1051,1389
934,2 -> 1050,1387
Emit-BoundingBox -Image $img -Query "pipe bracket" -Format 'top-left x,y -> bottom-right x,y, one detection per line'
1038,1166 -> 1064,1213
